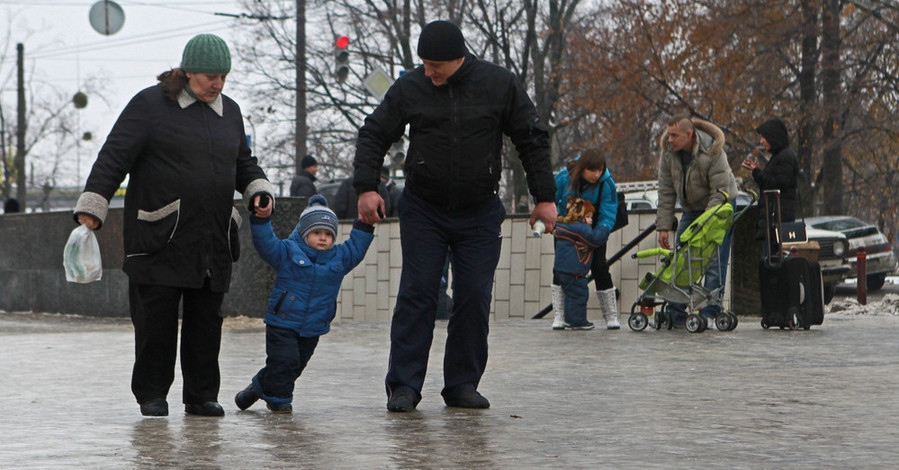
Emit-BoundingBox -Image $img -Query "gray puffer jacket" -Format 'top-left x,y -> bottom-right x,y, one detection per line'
656,119 -> 737,232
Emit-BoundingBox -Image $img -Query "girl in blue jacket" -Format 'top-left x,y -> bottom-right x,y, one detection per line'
552,149 -> 618,330
235,195 -> 374,413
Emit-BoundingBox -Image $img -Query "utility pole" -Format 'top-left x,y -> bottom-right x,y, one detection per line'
15,43 -> 26,209
295,0 -> 307,178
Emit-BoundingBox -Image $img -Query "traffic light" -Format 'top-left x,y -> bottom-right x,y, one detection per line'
334,36 -> 350,83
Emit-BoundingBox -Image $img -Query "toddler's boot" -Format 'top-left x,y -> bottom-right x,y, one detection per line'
551,284 -> 568,330
235,383 -> 259,410
597,288 -> 620,329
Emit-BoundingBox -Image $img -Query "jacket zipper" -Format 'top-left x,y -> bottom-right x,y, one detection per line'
449,85 -> 458,205
272,290 -> 288,316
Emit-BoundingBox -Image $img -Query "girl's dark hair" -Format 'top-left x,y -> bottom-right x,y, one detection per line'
157,68 -> 189,101
568,148 -> 607,192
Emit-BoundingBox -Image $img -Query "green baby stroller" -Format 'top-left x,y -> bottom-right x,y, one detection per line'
627,191 -> 756,333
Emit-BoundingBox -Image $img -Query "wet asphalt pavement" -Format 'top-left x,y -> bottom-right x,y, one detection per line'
1,309 -> 898,469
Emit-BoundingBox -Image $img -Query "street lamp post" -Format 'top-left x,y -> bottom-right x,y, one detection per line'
15,43 -> 26,210
295,0 -> 307,179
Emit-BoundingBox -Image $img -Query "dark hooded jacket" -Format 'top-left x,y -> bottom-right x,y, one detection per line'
753,118 -> 800,232
352,52 -> 554,210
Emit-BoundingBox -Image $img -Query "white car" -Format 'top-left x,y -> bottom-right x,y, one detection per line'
806,216 -> 897,291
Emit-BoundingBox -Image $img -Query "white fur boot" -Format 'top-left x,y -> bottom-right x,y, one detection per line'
597,288 -> 620,329
551,284 -> 568,330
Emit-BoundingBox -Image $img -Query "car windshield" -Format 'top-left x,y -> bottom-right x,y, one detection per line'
811,217 -> 866,231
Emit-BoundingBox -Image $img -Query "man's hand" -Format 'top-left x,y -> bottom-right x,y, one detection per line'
77,214 -> 100,230
357,190 -> 385,225
252,194 -> 273,218
529,202 -> 557,234
658,230 -> 670,250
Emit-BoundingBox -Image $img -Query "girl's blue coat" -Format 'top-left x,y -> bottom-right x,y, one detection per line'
251,219 -> 374,336
554,167 -> 617,230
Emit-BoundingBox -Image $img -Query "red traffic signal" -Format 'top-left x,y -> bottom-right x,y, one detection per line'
334,36 -> 350,83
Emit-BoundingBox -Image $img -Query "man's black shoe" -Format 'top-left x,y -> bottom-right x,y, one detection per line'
185,401 -> 225,417
139,398 -> 168,417
234,384 -> 259,411
386,388 -> 417,412
443,389 -> 490,409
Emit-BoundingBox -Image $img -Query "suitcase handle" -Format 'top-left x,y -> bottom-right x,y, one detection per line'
763,189 -> 783,266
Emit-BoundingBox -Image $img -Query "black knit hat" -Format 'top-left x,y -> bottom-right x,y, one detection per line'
417,20 -> 467,61
301,155 -> 317,169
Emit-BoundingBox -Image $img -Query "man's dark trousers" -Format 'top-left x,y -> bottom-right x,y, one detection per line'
129,281 -> 224,405
386,190 -> 505,402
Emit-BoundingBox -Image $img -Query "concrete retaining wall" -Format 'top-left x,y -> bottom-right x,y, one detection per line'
0,199 -> 760,321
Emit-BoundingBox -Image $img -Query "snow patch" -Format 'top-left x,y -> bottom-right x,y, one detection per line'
827,293 -> 899,317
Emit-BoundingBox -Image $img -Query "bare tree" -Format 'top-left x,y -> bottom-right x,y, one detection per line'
231,0 -> 589,210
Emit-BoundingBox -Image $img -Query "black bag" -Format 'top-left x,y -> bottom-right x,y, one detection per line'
778,221 -> 808,245
759,256 -> 824,329
599,180 -> 628,232
759,190 -> 823,330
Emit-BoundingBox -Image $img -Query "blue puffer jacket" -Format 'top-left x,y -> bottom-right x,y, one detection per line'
251,218 -> 374,336
554,167 -> 617,231
553,222 -> 610,275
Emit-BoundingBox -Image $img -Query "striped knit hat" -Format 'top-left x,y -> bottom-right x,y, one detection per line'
299,195 -> 338,240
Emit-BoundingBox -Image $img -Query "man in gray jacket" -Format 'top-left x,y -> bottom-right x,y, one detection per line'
656,115 -> 738,326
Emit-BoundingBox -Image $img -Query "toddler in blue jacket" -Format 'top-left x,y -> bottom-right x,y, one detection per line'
235,194 -> 374,413
553,200 -> 611,330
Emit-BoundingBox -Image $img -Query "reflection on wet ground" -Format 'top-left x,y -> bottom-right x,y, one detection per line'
2,312 -> 899,468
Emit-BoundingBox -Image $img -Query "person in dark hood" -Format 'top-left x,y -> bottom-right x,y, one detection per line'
742,118 -> 800,254
352,20 -> 556,413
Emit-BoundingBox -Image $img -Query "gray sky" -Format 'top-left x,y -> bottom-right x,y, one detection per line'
1,0 -> 254,186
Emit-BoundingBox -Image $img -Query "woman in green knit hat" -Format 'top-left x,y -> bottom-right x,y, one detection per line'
74,33 -> 275,418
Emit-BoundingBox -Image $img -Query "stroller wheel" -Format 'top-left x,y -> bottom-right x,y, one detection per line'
727,312 -> 739,331
685,314 -> 704,333
628,313 -> 648,331
714,314 -> 732,331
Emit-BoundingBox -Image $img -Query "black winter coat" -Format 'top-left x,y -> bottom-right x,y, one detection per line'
79,84 -> 269,293
353,52 -> 554,210
333,176 -> 391,220
753,146 -> 800,241
289,170 -> 317,199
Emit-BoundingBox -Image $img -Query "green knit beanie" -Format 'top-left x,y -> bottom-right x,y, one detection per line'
180,34 -> 231,74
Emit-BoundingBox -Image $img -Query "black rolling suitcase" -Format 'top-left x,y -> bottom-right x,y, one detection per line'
758,190 -> 824,330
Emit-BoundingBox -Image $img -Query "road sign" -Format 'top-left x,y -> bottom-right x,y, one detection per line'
363,66 -> 393,101
89,1 -> 125,36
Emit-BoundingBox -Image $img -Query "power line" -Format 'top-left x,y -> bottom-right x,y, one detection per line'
29,20 -> 229,59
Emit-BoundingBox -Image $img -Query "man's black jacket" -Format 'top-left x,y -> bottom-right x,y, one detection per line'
353,52 -> 554,210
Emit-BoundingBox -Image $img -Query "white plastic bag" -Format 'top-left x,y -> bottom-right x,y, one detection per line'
64,225 -> 103,283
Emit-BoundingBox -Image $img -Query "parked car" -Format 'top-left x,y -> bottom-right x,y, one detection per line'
805,216 -> 897,291
316,181 -> 342,204
802,226 -> 850,303
623,188 -> 754,212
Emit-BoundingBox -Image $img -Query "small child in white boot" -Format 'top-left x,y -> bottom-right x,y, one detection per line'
551,149 -> 620,330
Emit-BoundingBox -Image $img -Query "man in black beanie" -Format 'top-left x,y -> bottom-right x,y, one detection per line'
290,154 -> 319,199
352,20 -> 556,412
